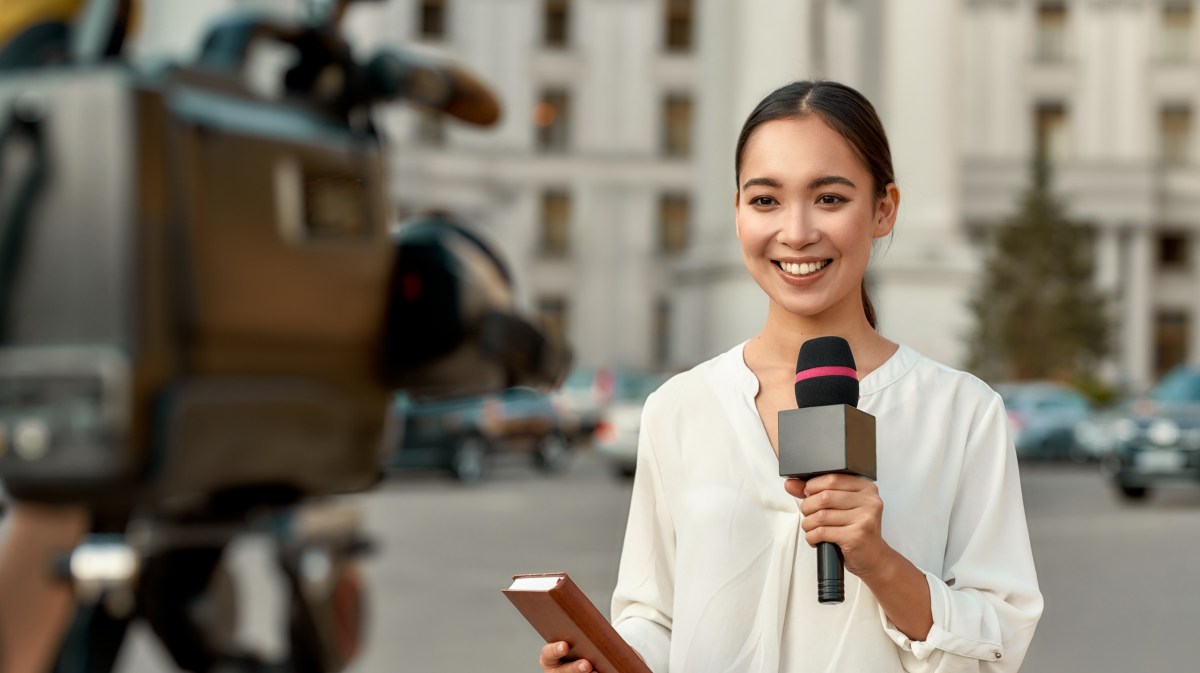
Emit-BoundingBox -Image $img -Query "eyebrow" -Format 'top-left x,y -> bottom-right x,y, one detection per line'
740,175 -> 857,191
741,177 -> 782,190
808,175 -> 856,190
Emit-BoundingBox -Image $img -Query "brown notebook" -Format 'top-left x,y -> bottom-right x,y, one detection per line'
502,572 -> 653,673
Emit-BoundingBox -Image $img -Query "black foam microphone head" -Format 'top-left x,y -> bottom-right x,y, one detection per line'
794,337 -> 859,409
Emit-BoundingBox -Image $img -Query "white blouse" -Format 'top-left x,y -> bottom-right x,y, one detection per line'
611,342 -> 1043,672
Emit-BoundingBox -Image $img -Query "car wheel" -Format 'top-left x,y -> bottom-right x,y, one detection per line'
1037,437 -> 1059,461
452,436 -> 490,483
534,433 -> 571,473
1118,483 -> 1150,501
1066,442 -> 1092,464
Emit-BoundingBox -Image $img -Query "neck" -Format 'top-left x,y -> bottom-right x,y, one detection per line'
751,298 -> 895,378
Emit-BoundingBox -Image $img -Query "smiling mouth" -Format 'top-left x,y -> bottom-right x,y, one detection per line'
774,259 -> 831,277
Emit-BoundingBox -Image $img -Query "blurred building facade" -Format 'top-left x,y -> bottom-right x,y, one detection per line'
345,0 -> 697,373
957,0 -> 1200,392
140,0 -> 1200,390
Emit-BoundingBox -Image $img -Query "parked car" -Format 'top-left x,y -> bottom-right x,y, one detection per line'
1104,365 -> 1200,501
1072,412 -> 1121,461
383,386 -> 572,482
995,381 -> 1094,461
552,366 -> 670,438
551,366 -> 616,441
594,372 -> 671,478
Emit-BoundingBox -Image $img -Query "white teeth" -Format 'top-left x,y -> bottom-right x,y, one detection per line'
780,260 -> 828,276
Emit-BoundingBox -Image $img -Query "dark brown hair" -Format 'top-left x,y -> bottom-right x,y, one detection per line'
734,81 -> 895,328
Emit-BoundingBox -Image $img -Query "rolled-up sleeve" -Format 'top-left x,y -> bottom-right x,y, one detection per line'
611,396 -> 675,673
879,392 -> 1044,671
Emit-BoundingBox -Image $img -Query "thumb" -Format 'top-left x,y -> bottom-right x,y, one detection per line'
784,478 -> 807,499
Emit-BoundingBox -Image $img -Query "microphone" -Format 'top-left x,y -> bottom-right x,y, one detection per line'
778,336 -> 877,605
366,50 -> 501,126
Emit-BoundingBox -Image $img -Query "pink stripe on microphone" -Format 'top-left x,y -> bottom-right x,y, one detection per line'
795,366 -> 858,383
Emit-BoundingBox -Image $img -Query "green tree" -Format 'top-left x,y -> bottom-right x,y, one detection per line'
966,158 -> 1111,383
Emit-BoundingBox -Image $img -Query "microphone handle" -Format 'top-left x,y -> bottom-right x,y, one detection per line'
817,542 -> 845,604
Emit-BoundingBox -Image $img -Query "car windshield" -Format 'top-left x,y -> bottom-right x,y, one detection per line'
562,368 -> 596,391
1148,367 -> 1200,403
996,386 -> 1018,407
612,373 -> 665,402
995,384 -> 1089,413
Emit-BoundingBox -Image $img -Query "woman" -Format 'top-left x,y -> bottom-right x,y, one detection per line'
539,81 -> 1042,672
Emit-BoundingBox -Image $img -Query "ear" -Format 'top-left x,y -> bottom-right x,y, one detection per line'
872,183 -> 900,239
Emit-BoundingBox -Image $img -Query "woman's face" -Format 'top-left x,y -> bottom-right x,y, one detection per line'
735,115 -> 898,324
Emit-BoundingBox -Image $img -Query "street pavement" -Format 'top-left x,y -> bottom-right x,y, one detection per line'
106,446 -> 1200,672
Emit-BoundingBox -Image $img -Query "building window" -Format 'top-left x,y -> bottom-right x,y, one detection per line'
662,94 -> 693,158
1034,102 -> 1069,163
658,193 -> 690,253
539,189 -> 571,256
535,89 -> 571,152
418,0 -> 447,41
1155,310 -> 1189,377
664,0 -> 694,52
1035,2 -> 1068,63
1164,2 -> 1193,62
415,109 -> 445,146
544,0 -> 570,48
1159,231 -> 1190,270
537,295 -> 569,344
654,298 -> 671,367
1161,105 -> 1192,166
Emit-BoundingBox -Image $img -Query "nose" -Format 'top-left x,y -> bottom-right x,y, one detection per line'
776,205 -> 821,249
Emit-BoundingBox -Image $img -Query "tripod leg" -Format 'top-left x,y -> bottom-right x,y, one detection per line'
139,546 -> 226,673
50,604 -> 132,673
283,553 -> 365,673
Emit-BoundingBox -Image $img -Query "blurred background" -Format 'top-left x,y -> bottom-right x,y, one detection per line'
5,0 -> 1200,671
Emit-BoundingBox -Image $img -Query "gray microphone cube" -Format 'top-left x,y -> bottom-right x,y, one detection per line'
778,405 -> 877,480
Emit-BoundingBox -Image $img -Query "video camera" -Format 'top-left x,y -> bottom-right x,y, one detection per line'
0,0 -> 569,670
0,0 -> 569,516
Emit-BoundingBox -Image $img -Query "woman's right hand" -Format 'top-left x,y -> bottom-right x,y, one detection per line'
539,641 -> 593,672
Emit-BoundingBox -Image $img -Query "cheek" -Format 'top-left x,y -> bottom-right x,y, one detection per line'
735,214 -> 763,248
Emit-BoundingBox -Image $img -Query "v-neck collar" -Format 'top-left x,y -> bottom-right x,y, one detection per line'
729,340 -> 919,402
703,340 -> 919,512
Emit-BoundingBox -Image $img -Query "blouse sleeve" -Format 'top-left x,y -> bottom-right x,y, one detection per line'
611,396 -> 676,673
879,391 -> 1044,672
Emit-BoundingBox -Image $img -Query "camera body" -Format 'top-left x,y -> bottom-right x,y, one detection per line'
0,63 -> 395,515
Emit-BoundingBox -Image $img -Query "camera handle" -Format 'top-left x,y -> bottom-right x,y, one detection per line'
193,5 -> 499,124
0,96 -> 50,341
193,7 -> 372,118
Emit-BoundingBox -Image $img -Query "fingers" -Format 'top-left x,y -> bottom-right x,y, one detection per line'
799,505 -> 861,531
800,473 -> 876,496
797,488 -> 878,518
539,642 -> 593,673
786,477 -> 883,550
800,496 -> 881,541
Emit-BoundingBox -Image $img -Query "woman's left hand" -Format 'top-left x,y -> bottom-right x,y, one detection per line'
784,474 -> 892,578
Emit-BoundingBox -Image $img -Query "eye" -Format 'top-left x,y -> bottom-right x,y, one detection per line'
816,194 -> 846,205
749,195 -> 778,207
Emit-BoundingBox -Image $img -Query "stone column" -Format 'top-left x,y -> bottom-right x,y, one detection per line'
871,0 -> 978,368
1123,226 -> 1154,390
1095,225 -> 1122,382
